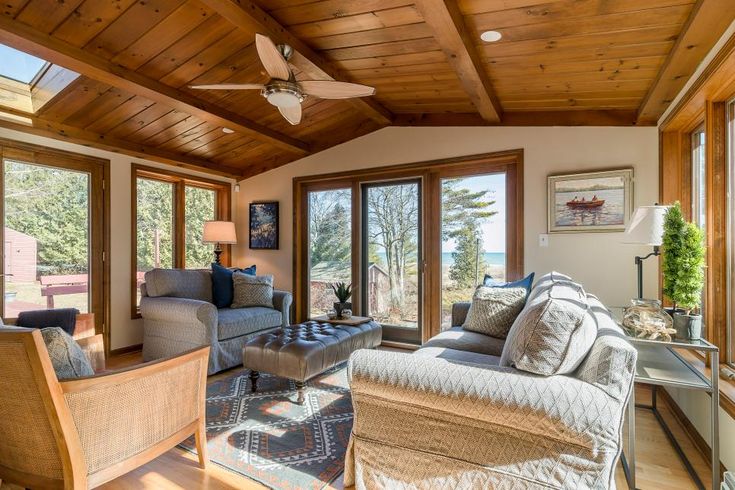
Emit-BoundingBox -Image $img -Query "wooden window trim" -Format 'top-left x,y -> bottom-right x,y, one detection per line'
660,30 -> 735,374
0,137 -> 111,353
131,164 -> 231,318
293,149 -> 524,342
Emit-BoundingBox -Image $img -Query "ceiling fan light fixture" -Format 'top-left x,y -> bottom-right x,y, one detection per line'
480,30 -> 502,42
266,90 -> 301,108
222,127 -> 235,134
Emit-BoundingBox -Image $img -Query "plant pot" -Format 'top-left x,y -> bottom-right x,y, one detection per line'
334,302 -> 352,318
673,312 -> 702,340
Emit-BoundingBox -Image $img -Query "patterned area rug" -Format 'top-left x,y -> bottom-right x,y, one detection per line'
180,364 -> 352,490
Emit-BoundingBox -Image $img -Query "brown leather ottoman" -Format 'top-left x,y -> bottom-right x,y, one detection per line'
243,320 -> 382,403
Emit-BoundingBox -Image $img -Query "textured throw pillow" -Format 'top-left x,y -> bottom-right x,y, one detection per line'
500,277 -> 597,376
40,327 -> 94,380
231,272 -> 274,308
211,263 -> 256,308
463,286 -> 527,338
483,272 -> 535,298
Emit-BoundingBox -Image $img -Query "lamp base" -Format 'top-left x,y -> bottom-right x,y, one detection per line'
213,244 -> 223,265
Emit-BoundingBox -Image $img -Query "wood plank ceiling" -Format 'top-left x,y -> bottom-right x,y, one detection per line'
0,0 -> 731,178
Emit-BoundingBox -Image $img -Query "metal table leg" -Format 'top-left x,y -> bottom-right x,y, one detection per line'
623,382 -> 636,489
712,350 -> 720,490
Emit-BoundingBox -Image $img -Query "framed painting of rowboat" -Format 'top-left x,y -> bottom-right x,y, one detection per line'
547,168 -> 633,233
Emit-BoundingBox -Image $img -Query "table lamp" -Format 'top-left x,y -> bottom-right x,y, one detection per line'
202,220 -> 237,264
622,205 -> 668,299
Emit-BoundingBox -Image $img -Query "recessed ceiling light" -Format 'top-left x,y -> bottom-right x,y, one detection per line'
480,30 -> 502,43
222,127 -> 235,134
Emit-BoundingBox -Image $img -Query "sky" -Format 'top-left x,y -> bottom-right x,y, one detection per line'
442,173 -> 506,254
0,44 -> 47,83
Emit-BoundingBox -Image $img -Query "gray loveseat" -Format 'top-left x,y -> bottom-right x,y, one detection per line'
140,268 -> 292,374
346,272 -> 637,489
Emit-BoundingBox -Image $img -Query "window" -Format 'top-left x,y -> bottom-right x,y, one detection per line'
0,44 -> 47,84
0,138 -> 108,337
307,187 -> 352,318
294,151 -> 523,344
441,173 -> 505,328
692,126 -> 706,230
132,165 -> 230,315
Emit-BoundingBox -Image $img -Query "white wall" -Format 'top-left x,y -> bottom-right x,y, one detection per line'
0,127 -> 234,350
234,125 -> 660,308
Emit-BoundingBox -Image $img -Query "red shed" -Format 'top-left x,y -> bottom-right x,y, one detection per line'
4,227 -> 38,282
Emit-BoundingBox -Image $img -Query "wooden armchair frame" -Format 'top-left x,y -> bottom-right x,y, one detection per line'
0,328 -> 209,490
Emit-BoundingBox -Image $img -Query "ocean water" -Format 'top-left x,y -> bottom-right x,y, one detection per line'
441,252 -> 505,266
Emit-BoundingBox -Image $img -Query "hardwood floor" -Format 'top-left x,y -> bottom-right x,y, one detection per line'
1,352 -> 714,490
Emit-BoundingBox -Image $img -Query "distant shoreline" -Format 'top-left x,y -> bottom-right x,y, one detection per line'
441,252 -> 505,266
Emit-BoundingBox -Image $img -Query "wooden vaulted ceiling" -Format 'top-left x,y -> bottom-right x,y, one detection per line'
0,0 -> 732,179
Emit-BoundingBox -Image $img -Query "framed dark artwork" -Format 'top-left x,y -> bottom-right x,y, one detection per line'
249,201 -> 279,249
547,168 -> 634,233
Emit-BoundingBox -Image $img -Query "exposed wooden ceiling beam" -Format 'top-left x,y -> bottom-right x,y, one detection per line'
637,0 -> 735,124
198,0 -> 394,126
0,16 -> 309,155
0,108 -> 241,178
394,110 -> 647,127
414,0 -> 502,123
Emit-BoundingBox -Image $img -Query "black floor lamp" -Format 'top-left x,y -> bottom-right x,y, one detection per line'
622,205 -> 668,299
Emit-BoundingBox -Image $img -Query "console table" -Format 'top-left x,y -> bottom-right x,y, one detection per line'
611,308 -> 719,490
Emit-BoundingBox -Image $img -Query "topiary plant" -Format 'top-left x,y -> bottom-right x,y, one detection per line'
661,202 -> 706,313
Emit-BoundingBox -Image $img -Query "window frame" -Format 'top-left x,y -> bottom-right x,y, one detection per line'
131,164 -> 231,318
0,137 -> 110,349
293,150 -> 524,343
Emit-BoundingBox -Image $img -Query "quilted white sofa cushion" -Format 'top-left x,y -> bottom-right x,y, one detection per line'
500,272 -> 597,375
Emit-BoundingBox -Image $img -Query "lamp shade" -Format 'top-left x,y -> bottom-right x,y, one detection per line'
202,221 -> 237,244
622,205 -> 669,246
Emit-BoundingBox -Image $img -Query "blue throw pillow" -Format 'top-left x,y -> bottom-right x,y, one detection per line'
483,272 -> 535,297
212,263 -> 256,308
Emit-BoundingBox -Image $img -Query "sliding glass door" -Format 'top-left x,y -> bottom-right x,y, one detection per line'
294,150 -> 523,344
362,180 -> 422,343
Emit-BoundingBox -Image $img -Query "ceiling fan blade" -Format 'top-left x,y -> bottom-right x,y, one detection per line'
300,80 -> 375,99
278,104 -> 302,125
189,83 -> 264,90
255,33 -> 292,81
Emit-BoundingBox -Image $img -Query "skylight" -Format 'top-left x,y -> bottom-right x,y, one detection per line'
0,44 -> 48,84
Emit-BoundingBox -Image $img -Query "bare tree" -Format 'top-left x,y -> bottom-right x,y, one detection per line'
366,184 -> 419,316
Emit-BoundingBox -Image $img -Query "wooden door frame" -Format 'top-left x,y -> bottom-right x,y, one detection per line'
0,138 -> 111,353
293,149 -> 524,343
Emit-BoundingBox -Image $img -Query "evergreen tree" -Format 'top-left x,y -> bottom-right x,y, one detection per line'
441,179 -> 497,240
449,224 -> 486,288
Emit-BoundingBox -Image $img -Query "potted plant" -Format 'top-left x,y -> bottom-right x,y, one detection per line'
331,282 -> 352,318
662,202 -> 706,339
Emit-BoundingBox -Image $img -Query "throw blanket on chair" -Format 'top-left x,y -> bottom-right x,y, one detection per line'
16,308 -> 79,336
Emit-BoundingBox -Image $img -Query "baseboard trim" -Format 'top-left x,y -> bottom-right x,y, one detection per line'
658,387 -> 727,476
109,343 -> 142,356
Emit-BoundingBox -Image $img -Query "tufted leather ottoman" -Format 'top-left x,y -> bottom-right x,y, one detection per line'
243,320 -> 382,403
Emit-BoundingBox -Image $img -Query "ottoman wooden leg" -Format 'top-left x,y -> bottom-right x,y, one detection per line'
249,370 -> 259,392
295,381 -> 306,405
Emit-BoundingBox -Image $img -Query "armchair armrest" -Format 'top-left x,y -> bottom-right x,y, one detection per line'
451,301 -> 471,327
139,296 -> 217,325
348,350 -> 626,451
60,347 -> 209,485
272,290 -> 292,326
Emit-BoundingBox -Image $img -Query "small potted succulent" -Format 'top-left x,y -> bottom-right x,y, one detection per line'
331,282 -> 352,319
662,202 -> 706,339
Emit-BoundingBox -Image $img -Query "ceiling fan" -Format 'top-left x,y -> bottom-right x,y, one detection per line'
190,34 -> 376,125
